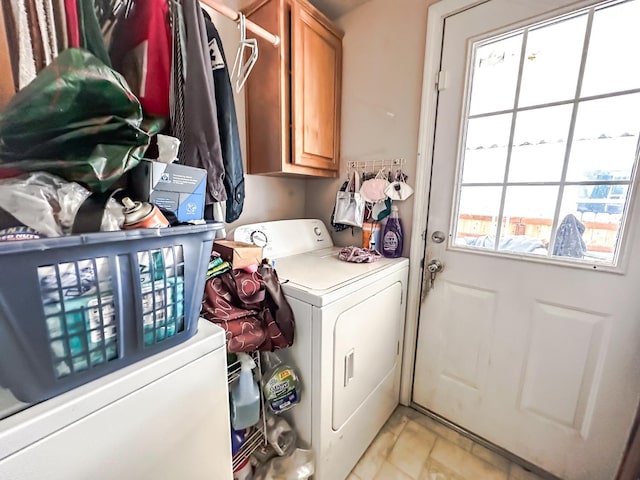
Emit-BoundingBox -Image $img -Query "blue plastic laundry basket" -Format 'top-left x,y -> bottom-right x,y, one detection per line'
0,224 -> 222,403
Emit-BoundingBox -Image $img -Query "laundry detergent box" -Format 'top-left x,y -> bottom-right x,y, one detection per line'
129,160 -> 206,222
212,240 -> 263,269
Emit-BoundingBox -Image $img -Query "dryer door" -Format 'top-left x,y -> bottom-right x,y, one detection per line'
332,280 -> 403,430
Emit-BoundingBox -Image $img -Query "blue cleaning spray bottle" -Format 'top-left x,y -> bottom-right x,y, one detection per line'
230,353 -> 261,430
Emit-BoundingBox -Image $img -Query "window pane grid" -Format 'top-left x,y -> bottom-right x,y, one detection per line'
453,0 -> 640,266
545,5 -> 594,257
467,87 -> 640,121
491,28 -> 529,250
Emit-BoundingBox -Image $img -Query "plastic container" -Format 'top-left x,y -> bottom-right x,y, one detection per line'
362,222 -> 381,251
231,427 -> 248,456
262,352 -> 301,414
231,353 -> 261,430
233,457 -> 253,480
382,205 -> 403,258
0,224 -> 222,403
266,412 -> 297,457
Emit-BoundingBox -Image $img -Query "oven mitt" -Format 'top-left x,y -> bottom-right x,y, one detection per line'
384,181 -> 414,201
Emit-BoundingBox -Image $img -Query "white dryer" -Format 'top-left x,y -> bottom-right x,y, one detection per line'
233,219 -> 409,480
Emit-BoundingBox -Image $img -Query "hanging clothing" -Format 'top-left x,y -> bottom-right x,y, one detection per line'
4,0 -> 59,89
169,0 -> 186,150
553,214 -> 586,258
77,0 -> 110,67
5,0 -> 37,89
203,11 -> 244,223
109,0 -> 172,117
25,0 -> 46,71
52,0 -> 67,50
64,0 -> 80,47
30,0 -> 56,67
181,0 -> 226,204
42,0 -> 58,59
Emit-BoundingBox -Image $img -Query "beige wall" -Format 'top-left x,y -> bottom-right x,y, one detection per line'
207,2 -> 307,231
304,0 -> 436,253
212,0 -> 436,248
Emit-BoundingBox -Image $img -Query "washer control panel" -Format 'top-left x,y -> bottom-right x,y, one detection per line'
233,219 -> 333,258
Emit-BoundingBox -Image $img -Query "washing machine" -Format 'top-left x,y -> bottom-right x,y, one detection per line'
233,219 -> 409,480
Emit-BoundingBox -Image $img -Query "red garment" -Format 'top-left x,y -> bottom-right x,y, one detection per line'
202,273 -> 267,353
109,0 -> 171,117
202,266 -> 295,353
64,0 -> 80,48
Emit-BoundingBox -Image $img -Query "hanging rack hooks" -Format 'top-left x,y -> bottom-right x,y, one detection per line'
347,158 -> 406,172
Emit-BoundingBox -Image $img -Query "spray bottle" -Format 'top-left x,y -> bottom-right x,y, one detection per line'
230,353 -> 261,430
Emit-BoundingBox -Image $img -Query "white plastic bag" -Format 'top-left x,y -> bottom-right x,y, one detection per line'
333,172 -> 364,228
0,172 -> 123,239
254,449 -> 314,480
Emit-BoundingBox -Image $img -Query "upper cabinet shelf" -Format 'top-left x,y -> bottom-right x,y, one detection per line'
244,0 -> 343,177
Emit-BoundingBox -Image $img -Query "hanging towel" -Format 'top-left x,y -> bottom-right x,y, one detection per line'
203,11 -> 244,223
6,0 -> 37,88
64,0 -> 80,47
31,0 -> 52,67
109,0 -> 171,117
24,0 -> 45,71
181,0 -> 226,204
42,0 -> 58,59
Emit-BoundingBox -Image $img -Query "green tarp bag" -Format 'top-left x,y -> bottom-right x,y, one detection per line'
0,49 -> 150,192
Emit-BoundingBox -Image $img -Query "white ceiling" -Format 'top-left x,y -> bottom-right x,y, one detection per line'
307,0 -> 371,19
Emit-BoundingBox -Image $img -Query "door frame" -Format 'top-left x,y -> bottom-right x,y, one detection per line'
402,1 -> 640,477
401,0 -> 487,405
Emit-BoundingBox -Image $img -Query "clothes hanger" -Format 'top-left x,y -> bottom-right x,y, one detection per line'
231,14 -> 258,93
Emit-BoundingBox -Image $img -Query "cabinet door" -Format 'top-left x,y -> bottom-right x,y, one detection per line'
292,6 -> 342,172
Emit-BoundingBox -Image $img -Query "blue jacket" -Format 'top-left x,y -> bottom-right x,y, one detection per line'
203,11 -> 245,223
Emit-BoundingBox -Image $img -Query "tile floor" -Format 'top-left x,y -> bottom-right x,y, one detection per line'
348,406 -> 548,480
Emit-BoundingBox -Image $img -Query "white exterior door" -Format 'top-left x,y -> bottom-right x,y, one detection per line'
412,1 -> 640,479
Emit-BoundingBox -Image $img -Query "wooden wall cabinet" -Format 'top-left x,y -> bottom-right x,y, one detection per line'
244,0 -> 343,177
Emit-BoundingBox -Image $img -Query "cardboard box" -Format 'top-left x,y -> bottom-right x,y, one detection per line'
129,160 -> 207,223
213,240 -> 263,269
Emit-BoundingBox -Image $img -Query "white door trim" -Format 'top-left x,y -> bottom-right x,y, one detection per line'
401,0 -> 491,404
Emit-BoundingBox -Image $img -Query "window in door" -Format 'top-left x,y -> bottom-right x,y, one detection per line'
452,0 -> 640,266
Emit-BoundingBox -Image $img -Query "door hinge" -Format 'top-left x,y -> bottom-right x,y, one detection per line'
436,70 -> 448,91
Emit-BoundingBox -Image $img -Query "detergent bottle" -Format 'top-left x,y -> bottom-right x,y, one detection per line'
262,352 -> 301,414
230,353 -> 261,430
382,205 -> 403,258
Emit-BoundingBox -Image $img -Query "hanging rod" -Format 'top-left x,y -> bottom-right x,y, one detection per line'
200,0 -> 281,46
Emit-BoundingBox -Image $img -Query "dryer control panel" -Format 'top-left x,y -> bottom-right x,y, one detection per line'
232,219 -> 334,259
